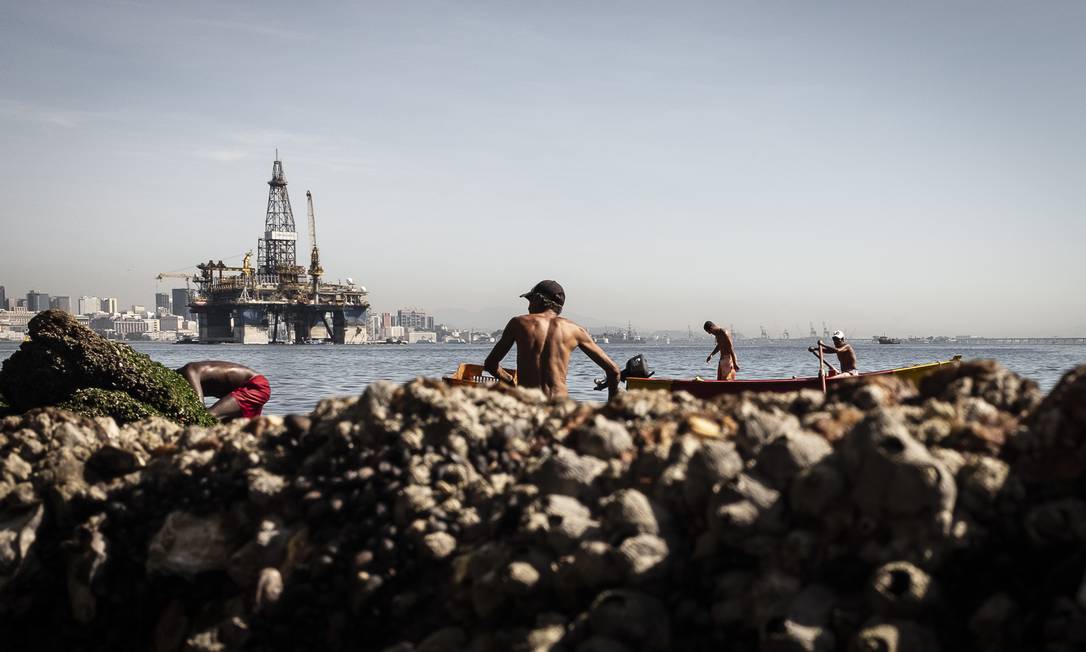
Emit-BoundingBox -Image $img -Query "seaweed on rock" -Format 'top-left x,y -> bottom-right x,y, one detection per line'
0,310 -> 215,425
58,387 -> 168,422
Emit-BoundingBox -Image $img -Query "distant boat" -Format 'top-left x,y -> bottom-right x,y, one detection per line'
877,336 -> 902,345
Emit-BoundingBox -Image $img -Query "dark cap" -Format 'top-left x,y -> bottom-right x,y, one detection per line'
520,280 -> 565,307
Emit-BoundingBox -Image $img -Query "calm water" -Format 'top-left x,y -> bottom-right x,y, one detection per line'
1,340 -> 1083,415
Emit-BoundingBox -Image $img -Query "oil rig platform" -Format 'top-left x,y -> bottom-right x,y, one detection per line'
180,157 -> 369,344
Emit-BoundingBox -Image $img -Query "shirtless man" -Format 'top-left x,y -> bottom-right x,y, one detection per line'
704,321 -> 740,380
808,330 -> 858,376
177,361 -> 271,419
484,280 -> 622,399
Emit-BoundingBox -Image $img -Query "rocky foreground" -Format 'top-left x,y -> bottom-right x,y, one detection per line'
1,358 -> 1085,651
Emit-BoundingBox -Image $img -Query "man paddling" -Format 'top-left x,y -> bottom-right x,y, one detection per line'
809,330 -> 858,376
177,361 -> 271,419
704,321 -> 740,380
484,280 -> 622,399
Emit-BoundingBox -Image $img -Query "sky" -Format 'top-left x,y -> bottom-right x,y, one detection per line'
0,0 -> 1083,336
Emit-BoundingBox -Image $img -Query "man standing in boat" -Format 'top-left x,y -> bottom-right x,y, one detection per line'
177,361 -> 271,419
809,331 -> 858,376
704,321 -> 740,380
484,280 -> 622,400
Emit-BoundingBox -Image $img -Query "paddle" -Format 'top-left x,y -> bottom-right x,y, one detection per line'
808,342 -> 839,373
809,340 -> 839,393
817,340 -> 827,393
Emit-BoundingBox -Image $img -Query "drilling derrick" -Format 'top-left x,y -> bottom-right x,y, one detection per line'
259,158 -> 300,281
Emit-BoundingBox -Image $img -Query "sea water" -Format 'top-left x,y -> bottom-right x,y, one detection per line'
2,341 -> 1082,415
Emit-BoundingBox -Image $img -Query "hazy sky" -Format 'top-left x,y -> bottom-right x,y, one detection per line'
1,1 -> 1083,336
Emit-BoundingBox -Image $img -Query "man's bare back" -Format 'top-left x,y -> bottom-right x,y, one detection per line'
177,361 -> 270,419
485,281 -> 621,399
178,361 -> 256,398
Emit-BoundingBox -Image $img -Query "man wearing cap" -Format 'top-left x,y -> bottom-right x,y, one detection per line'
809,331 -> 858,376
484,280 -> 622,399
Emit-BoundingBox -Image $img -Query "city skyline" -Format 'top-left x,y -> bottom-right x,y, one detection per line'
2,280 -> 1078,341
1,3 -> 1084,336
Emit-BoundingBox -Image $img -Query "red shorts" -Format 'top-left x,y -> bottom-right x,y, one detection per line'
230,374 -> 271,418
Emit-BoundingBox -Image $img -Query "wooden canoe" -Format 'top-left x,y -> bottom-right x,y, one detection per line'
625,356 -> 961,399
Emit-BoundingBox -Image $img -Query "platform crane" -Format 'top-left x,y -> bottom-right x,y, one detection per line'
306,190 -> 323,301
155,272 -> 193,291
155,271 -> 195,311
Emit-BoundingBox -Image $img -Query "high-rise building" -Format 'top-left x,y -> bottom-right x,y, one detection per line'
101,297 -> 118,314
0,286 -> 6,311
155,292 -> 172,317
396,308 -> 432,332
26,291 -> 50,312
50,296 -> 72,313
171,288 -> 191,319
158,315 -> 184,331
78,296 -> 101,315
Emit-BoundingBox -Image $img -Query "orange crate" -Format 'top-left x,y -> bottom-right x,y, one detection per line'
445,363 -> 517,386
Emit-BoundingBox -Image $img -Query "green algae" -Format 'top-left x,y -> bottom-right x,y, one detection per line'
0,310 -> 216,426
57,388 -> 168,423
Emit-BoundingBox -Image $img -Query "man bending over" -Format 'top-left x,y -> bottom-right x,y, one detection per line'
485,280 -> 622,400
177,361 -> 271,419
704,321 -> 740,380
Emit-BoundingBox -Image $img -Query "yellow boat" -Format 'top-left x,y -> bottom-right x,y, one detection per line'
626,356 -> 962,398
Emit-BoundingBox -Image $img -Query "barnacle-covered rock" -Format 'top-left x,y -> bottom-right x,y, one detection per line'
1013,364 -> 1086,486
839,409 -> 956,533
0,360 -> 1081,651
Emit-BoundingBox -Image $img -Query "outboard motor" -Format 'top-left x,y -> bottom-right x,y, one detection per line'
595,353 -> 652,391
620,354 -> 653,381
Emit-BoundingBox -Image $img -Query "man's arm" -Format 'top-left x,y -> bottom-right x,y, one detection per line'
808,342 -> 839,354
176,363 -> 205,401
577,328 -> 621,399
706,341 -> 721,363
484,320 -> 518,384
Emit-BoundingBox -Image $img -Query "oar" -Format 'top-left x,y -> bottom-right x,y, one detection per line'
808,344 -> 839,373
817,340 -> 826,393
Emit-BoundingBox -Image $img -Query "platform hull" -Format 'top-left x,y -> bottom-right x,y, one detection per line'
192,303 -> 369,345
